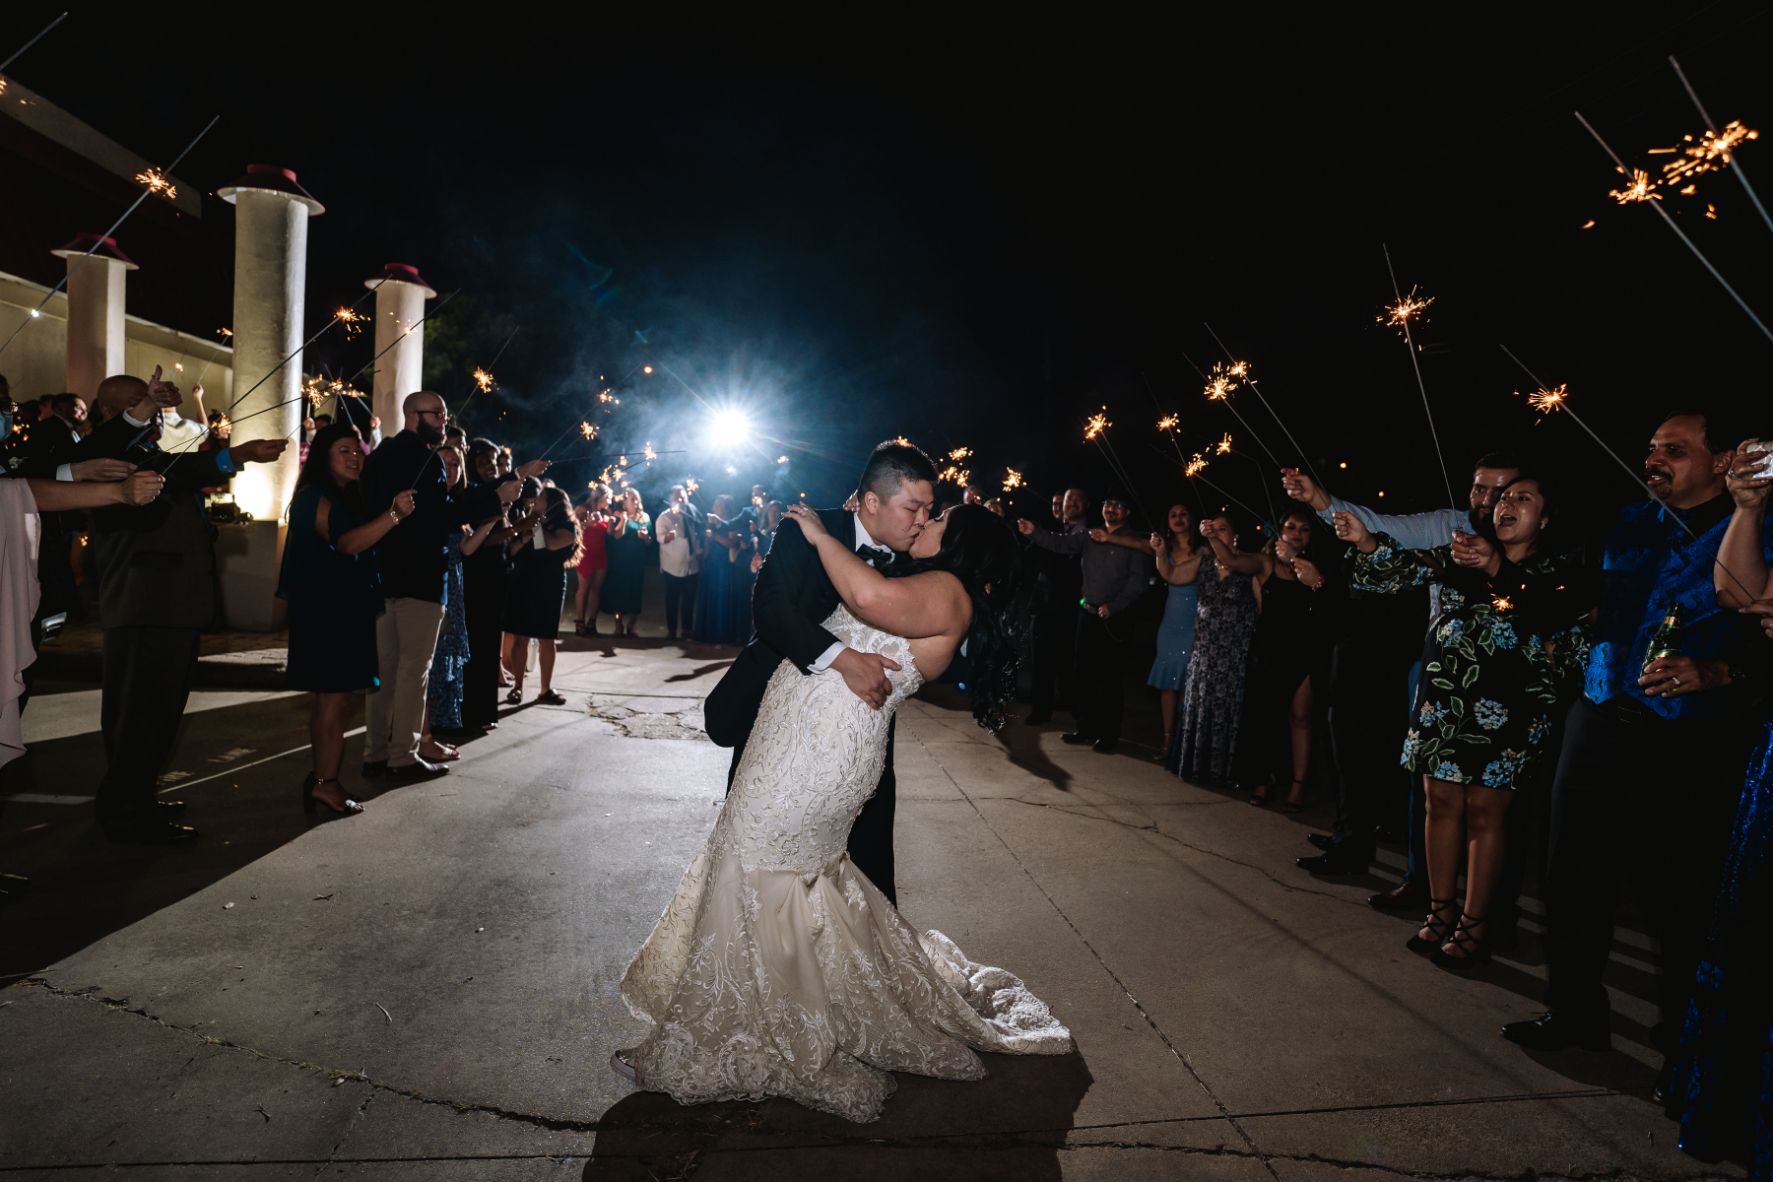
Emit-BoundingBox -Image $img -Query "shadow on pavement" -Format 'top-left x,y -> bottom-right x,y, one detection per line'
584,1051 -> 1094,1180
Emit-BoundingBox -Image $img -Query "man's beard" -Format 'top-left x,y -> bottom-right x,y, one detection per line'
1645,466 -> 1674,498
417,422 -> 444,447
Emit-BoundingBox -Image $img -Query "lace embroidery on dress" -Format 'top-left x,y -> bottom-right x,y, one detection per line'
619,606 -> 1072,1122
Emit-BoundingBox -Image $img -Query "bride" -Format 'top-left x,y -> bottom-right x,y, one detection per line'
616,501 -> 1072,1122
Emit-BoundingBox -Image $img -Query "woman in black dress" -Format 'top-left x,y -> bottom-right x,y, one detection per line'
502,486 -> 582,705
277,424 -> 414,817
1216,508 -> 1338,811
1337,473 -> 1592,966
602,487 -> 653,637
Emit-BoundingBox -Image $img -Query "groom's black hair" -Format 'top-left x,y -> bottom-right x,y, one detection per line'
857,439 -> 938,502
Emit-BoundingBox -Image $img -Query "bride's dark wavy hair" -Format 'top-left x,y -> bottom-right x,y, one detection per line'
890,503 -> 1031,733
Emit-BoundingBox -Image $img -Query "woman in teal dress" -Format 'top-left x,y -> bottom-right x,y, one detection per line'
277,424 -> 413,818
1337,473 -> 1593,967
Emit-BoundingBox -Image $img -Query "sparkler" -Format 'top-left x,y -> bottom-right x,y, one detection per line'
1156,413 -> 1180,433
1215,432 -> 1233,455
0,113 -> 220,361
643,442 -> 658,463
947,446 -> 974,462
133,168 -> 178,201
1669,57 -> 1773,239
1201,327 -> 1321,484
1177,449 -> 1268,525
1197,359 -> 1284,468
891,435 -> 912,447
1378,247 -> 1459,511
1080,406 -> 1150,523
579,421 -> 597,440
1002,467 -> 1024,492
0,13 -> 68,76
472,367 -> 496,393
1576,111 -> 1773,348
1491,595 -> 1515,613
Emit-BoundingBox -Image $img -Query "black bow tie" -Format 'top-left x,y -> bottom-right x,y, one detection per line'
857,543 -> 893,566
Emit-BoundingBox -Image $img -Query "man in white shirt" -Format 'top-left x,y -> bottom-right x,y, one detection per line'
657,484 -> 702,640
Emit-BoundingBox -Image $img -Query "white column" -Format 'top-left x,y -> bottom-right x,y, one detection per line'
366,263 -> 436,432
51,234 -> 136,399
218,166 -> 323,523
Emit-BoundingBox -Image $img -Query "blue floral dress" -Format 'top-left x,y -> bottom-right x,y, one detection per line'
426,535 -> 472,730
1351,536 -> 1592,790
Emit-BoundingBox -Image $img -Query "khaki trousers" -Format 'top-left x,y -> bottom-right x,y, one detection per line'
366,597 -> 444,767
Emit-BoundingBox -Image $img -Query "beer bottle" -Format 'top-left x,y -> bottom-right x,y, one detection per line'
1641,603 -> 1684,675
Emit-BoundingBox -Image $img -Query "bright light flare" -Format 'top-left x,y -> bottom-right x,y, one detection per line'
708,405 -> 754,449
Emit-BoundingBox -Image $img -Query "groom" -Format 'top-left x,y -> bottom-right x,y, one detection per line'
703,439 -> 938,904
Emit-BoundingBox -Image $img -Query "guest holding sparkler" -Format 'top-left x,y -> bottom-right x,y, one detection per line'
279,424 -> 413,818
1671,436 -> 1773,1170
1024,488 -> 1087,726
1335,471 -> 1592,967
602,487 -> 653,638
1284,454 -> 1521,889
1171,512 -> 1261,784
425,444 -> 501,744
502,486 -> 582,704
574,485 -> 611,637
1090,503 -> 1203,757
694,494 -> 746,645
1018,495 -> 1150,753
656,484 -> 700,641
460,437 -> 514,732
1504,412 -> 1766,1087
1225,508 -> 1338,810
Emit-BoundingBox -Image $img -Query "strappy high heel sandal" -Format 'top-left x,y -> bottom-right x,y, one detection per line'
1406,897 -> 1459,956
1432,913 -> 1492,970
302,773 -> 363,819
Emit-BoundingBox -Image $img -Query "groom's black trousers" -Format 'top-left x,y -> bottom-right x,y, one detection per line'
727,717 -> 898,906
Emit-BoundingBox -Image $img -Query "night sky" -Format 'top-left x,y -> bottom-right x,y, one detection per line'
8,5 -> 1773,531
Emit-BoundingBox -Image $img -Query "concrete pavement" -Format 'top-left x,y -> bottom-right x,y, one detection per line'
0,634 -> 1738,1179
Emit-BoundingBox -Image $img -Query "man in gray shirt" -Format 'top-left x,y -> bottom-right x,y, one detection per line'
1018,495 -> 1151,753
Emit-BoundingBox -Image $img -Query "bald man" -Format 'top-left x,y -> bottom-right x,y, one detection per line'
76,368 -> 285,843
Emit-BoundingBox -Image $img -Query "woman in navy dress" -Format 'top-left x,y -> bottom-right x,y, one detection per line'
1092,503 -> 1203,757
502,485 -> 583,704
278,424 -> 413,818
693,494 -> 747,645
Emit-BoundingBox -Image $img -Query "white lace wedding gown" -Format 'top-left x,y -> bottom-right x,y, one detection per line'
619,605 -> 1072,1122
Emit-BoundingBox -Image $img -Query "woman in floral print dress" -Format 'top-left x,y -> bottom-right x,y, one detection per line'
1336,474 -> 1593,967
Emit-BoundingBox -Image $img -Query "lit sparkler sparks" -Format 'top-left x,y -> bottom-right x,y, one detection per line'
597,388 -> 619,405
217,327 -> 233,339
1157,413 -> 1181,432
1083,411 -> 1111,441
579,420 -> 597,440
1609,168 -> 1659,205
1491,594 -> 1515,613
642,364 -> 655,375
685,477 -> 700,495
1380,286 -> 1436,333
947,446 -> 973,462
334,306 -> 365,337
1203,363 -> 1238,401
1215,432 -> 1234,455
134,167 -> 178,200
937,463 -> 971,486
891,435 -> 911,447
643,442 -> 658,462
1184,452 -> 1209,478
1002,467 -> 1024,492
1228,360 -> 1251,379
472,368 -> 495,393
776,455 -> 790,464
1522,383 -> 1569,417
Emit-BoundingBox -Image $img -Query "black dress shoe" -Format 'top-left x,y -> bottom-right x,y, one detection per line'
100,818 -> 199,845
361,760 -> 388,779
1368,882 -> 1427,912
155,799 -> 188,818
1296,847 -> 1372,875
386,757 -> 449,781
1092,738 -> 1119,754
1025,710 -> 1053,725
1501,1011 -> 1611,1052
1307,832 -> 1336,851
1059,732 -> 1094,746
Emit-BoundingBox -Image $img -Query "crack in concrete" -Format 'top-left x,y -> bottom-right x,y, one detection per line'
908,732 -> 1286,1182
584,694 -> 708,742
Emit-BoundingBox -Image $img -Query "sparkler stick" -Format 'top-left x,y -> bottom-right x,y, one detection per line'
0,12 -> 68,75
1201,324 -> 1322,486
1215,433 -> 1281,529
1668,57 -> 1773,239
1576,111 -> 1773,348
1082,408 -> 1150,521
1200,361 -> 1285,471
0,114 -> 220,360
1379,246 -> 1459,512
1180,451 -> 1268,525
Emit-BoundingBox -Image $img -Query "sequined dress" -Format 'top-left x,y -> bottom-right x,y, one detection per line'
1674,720 -> 1773,1178
618,605 -> 1073,1122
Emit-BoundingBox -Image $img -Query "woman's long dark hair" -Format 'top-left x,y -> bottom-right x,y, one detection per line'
294,423 -> 366,511
540,486 -> 584,568
892,503 -> 1030,733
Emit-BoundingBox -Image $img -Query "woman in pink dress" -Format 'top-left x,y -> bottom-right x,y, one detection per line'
574,485 -> 611,636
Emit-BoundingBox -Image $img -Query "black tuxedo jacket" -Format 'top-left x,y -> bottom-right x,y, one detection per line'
703,507 -> 859,748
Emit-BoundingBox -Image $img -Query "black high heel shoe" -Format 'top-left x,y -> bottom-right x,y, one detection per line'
302,773 -> 363,819
1432,913 -> 1491,970
1407,897 -> 1459,955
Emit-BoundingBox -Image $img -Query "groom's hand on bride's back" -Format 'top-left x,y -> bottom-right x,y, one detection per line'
832,647 -> 900,710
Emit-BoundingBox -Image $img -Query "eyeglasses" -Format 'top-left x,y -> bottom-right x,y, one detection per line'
415,407 -> 449,420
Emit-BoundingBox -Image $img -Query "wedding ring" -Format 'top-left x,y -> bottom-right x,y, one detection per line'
1670,676 -> 1681,687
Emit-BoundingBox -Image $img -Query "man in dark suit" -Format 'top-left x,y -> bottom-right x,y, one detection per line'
702,440 -> 937,904
78,367 -> 287,843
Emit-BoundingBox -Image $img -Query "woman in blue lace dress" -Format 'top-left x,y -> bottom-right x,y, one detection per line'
1171,513 -> 1260,786
1674,442 -> 1773,1177
1336,473 -> 1593,968
424,446 -> 499,745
